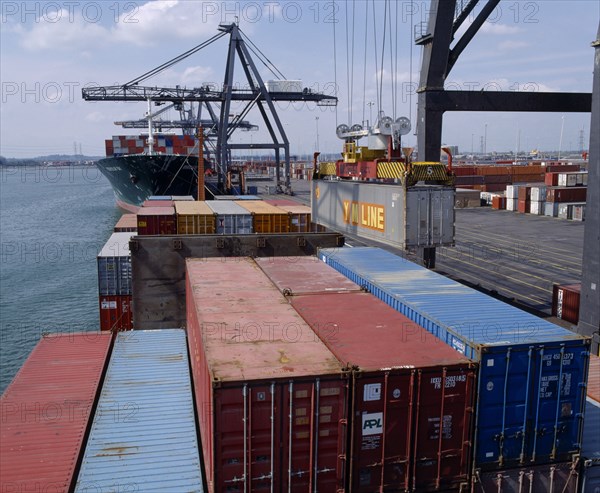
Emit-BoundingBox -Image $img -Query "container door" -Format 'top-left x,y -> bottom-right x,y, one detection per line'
528,343 -> 589,465
215,384 -> 280,493
282,378 -> 347,493
475,347 -> 535,469
413,366 -> 475,491
350,372 -> 412,492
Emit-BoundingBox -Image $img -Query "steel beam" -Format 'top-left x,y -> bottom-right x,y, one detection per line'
578,26 -> 600,354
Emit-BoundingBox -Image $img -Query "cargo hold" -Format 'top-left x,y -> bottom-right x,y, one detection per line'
1,333 -> 112,493
319,246 -> 590,471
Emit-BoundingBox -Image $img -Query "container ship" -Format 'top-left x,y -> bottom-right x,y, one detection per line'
99,133 -> 201,212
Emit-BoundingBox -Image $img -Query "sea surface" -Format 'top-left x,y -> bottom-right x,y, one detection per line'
0,165 -> 121,393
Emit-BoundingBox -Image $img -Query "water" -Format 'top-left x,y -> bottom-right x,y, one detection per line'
0,165 -> 121,393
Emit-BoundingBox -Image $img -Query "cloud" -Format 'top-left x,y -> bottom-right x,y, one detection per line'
479,22 -> 521,35
498,40 -> 529,51
17,1 -> 221,52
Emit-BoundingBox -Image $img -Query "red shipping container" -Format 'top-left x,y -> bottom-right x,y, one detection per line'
186,258 -> 348,493
141,200 -> 174,208
481,183 -> 507,192
255,256 -> 363,296
552,283 -> 581,324
517,199 -> 531,213
452,166 -> 476,176
113,213 -> 137,232
517,186 -> 531,201
491,196 -> 507,210
99,295 -> 133,331
545,172 -> 559,186
546,186 -> 587,203
545,164 -> 581,173
0,332 -> 111,492
137,206 -> 176,235
290,292 -> 476,492
255,257 -> 477,492
588,354 -> 600,403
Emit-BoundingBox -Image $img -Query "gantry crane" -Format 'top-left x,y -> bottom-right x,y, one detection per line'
82,22 -> 336,193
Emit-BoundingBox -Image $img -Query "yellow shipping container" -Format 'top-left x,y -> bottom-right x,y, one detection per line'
273,205 -> 312,232
236,201 -> 290,233
175,201 -> 216,235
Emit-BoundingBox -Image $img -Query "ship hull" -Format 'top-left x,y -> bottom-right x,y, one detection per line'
96,154 -> 198,209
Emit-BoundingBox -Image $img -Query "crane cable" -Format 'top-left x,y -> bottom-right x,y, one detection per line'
372,0 -> 380,120
332,1 -> 338,127
361,0 -> 369,125
379,0 -> 388,120
125,31 -> 228,86
239,29 -> 286,80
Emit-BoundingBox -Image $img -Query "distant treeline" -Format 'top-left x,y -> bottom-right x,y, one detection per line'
0,155 -> 102,166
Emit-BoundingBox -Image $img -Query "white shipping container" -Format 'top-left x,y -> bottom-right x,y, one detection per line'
531,186 -> 547,202
530,201 -> 545,216
507,198 -> 518,211
558,204 -> 570,219
545,202 -> 559,217
265,79 -> 303,92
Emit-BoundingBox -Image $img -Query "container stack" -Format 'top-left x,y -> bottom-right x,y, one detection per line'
205,200 -> 253,234
97,232 -> 134,331
75,329 -> 204,492
104,134 -> 198,157
137,206 -> 176,235
1,333 -> 112,493
113,213 -> 138,232
186,257 -> 348,493
319,246 -> 590,492
581,354 -> 600,492
235,200 -> 291,233
255,257 -> 477,492
175,201 -> 216,234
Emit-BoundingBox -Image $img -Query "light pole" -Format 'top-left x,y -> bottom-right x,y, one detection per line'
367,101 -> 374,126
315,116 -> 320,152
558,115 -> 565,159
484,123 -> 488,155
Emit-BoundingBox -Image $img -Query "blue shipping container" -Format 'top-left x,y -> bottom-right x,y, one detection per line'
319,246 -> 590,471
581,398 -> 600,493
75,329 -> 204,492
97,232 -> 133,296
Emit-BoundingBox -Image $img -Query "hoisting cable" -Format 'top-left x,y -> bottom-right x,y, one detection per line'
361,0 -> 368,125
372,0 -> 380,119
409,1 -> 414,128
350,0 -> 356,126
125,31 -> 228,86
345,1 -> 351,124
333,0 -> 339,127
379,0 -> 388,119
239,29 -> 286,80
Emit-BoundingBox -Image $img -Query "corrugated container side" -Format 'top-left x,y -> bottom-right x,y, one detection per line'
205,200 -> 253,234
114,213 -> 138,232
318,247 -> 590,471
255,256 -> 363,295
546,186 -> 587,203
137,206 -> 176,235
175,201 -> 216,234
273,205 -> 312,232
75,330 -> 204,492
236,200 -> 291,233
186,258 -> 348,493
99,294 -> 133,331
97,232 -> 133,295
588,354 -> 600,403
1,333 -> 112,493
545,202 -> 560,217
552,283 -> 581,324
471,461 -> 580,492
290,292 -> 477,492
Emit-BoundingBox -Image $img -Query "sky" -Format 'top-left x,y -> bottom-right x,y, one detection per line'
1,0 -> 598,158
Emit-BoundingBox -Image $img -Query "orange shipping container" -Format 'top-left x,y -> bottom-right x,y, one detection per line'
236,200 -> 290,233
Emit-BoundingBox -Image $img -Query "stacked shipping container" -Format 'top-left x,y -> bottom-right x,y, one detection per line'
581,354 -> 600,492
236,200 -> 291,233
205,200 -> 253,234
1,333 -> 112,493
75,329 -> 204,492
186,257 -> 348,493
97,232 -> 134,331
256,257 -> 477,492
175,201 -> 216,234
319,247 -> 590,488
105,134 -> 198,157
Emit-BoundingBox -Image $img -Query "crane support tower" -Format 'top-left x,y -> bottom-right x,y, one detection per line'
82,22 -> 336,194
